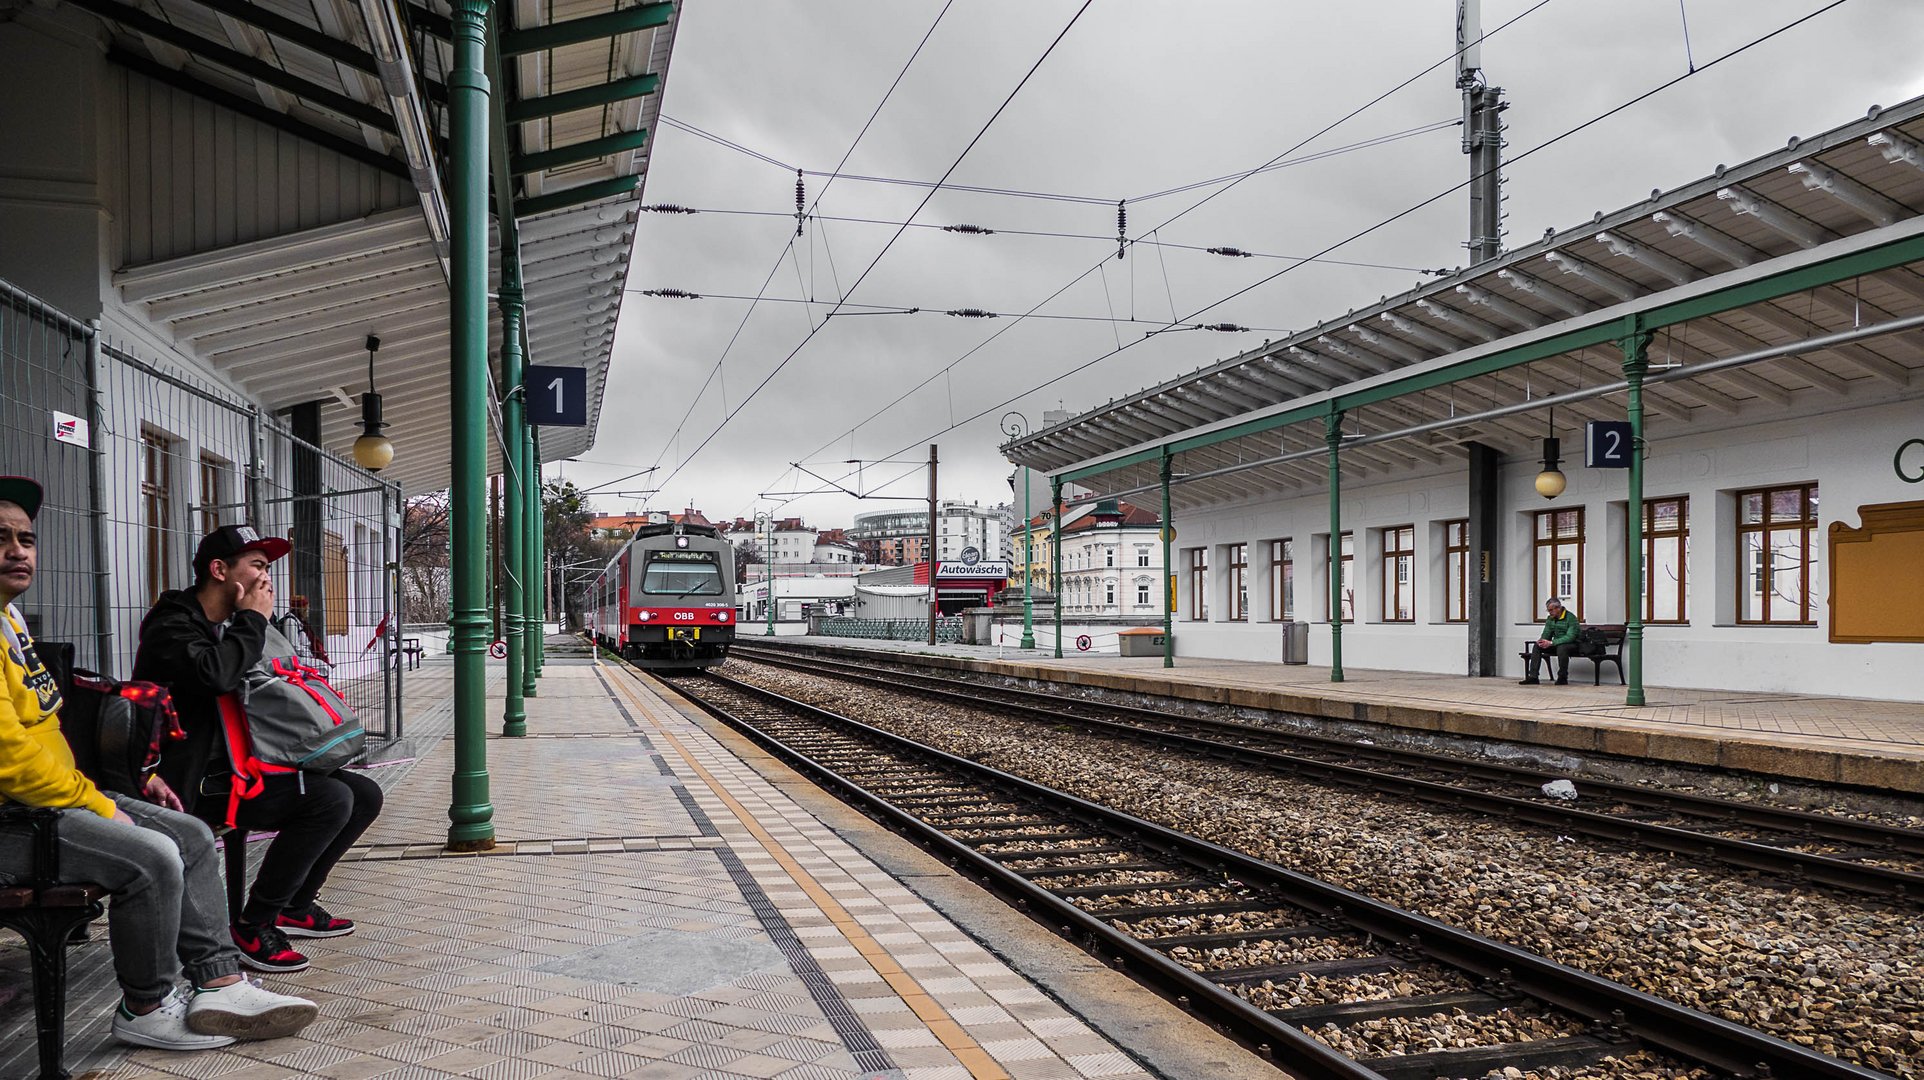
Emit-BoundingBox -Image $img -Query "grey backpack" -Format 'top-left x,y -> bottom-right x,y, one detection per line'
213,625 -> 366,825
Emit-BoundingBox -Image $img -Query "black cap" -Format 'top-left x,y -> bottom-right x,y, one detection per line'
0,477 -> 43,521
193,524 -> 293,579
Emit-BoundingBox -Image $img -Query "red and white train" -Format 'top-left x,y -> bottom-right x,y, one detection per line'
587,521 -> 737,670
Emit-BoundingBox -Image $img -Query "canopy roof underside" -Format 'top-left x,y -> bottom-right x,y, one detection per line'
1005,99 -> 1924,512
85,0 -> 677,492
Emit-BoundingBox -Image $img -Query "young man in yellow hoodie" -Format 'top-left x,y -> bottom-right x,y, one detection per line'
0,477 -> 317,1051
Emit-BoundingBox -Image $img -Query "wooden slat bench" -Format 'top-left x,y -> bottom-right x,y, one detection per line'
0,806 -> 108,1080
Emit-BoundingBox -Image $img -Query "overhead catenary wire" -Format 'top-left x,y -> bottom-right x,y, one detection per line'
625,288 -> 1295,332
757,0 -> 1564,509
634,1 -> 957,492
771,0 -> 1853,507
649,0 -> 1098,500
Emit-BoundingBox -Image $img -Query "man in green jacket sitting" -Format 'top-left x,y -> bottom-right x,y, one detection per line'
1521,597 -> 1580,686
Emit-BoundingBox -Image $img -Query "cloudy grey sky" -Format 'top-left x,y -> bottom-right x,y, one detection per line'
564,0 -> 1924,526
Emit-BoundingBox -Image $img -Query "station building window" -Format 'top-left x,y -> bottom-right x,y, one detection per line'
198,453 -> 229,535
1738,484 -> 1817,625
1136,579 -> 1151,607
1443,519 -> 1469,624
1380,525 -> 1415,622
1339,532 -> 1353,622
1639,496 -> 1688,624
140,429 -> 176,603
1532,508 -> 1584,619
1185,547 -> 1208,621
1267,538 -> 1293,621
1225,543 -> 1248,621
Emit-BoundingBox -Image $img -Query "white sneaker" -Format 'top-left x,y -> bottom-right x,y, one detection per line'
112,990 -> 237,1050
186,976 -> 319,1040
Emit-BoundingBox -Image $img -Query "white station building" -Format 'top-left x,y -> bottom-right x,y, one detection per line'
1006,99 -> 1924,703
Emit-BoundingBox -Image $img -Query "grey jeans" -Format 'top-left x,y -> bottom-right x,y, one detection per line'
0,794 -> 241,1003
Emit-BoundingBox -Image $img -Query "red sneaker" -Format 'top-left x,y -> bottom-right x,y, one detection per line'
231,922 -> 310,972
276,902 -> 356,939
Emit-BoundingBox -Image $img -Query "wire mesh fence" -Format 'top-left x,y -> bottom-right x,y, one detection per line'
1,277 -> 404,739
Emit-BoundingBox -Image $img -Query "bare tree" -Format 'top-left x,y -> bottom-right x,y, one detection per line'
401,491 -> 452,624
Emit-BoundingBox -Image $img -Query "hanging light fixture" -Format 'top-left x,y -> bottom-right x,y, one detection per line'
352,334 -> 395,472
1534,405 -> 1565,499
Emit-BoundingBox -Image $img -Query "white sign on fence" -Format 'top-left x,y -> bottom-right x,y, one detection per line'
52,411 -> 89,448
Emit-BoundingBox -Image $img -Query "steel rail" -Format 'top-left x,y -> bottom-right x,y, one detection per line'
651,663 -> 1892,1080
730,643 -> 1924,898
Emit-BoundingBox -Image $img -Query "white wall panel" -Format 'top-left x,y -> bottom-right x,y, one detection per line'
109,68 -> 411,268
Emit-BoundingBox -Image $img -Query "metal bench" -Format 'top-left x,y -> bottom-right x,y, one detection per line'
1519,624 -> 1626,685
0,806 -> 108,1080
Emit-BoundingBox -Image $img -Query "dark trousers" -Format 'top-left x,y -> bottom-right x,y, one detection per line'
230,768 -> 384,926
1527,642 -> 1575,682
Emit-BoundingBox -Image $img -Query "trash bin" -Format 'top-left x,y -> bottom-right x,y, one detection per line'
1117,627 -> 1166,657
1281,621 -> 1309,664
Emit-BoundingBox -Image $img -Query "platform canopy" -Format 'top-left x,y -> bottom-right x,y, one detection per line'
1004,99 -> 1924,508
87,0 -> 676,492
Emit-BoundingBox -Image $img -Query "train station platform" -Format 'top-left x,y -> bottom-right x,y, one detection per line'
745,636 -> 1924,799
5,647 -> 1271,1080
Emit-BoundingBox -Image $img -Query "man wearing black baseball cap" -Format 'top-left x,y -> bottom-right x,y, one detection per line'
0,479 -> 318,1049
135,524 -> 382,974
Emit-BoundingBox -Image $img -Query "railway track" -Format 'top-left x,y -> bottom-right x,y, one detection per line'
728,643 -> 1924,903
649,662 -> 1890,1080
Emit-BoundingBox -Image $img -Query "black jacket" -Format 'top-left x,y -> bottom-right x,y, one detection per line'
133,589 -> 269,818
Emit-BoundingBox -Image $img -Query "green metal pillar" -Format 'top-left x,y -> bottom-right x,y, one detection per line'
499,270 -> 528,738
1622,325 -> 1652,708
521,422 -> 540,698
1159,450 -> 1173,669
529,435 -> 545,687
1051,476 -> 1063,659
445,0 -> 495,850
1325,410 -> 1345,684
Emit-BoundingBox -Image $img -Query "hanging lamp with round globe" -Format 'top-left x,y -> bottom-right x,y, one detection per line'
353,334 -> 394,472
1534,434 -> 1565,499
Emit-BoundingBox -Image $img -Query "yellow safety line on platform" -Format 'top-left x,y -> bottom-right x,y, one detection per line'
601,659 -> 1012,1080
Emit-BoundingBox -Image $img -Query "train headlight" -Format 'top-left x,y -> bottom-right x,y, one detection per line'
637,610 -> 652,621
716,611 -> 730,622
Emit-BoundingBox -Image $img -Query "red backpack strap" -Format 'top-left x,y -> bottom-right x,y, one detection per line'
272,659 -> 344,726
215,693 -> 268,829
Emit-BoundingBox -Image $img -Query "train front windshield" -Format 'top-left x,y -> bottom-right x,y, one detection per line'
641,551 -> 725,596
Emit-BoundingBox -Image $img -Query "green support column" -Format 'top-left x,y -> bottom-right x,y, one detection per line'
1019,467 -> 1035,651
445,0 -> 495,850
499,271 -> 528,738
529,436 -> 545,688
1622,325 -> 1652,707
1051,477 -> 1063,659
1159,451 -> 1173,669
1325,410 -> 1345,683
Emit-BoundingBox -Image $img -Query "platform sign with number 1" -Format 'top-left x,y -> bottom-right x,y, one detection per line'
1585,420 -> 1634,469
525,365 -> 588,426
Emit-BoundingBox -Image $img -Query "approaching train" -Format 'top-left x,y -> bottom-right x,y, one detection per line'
588,520 -> 738,670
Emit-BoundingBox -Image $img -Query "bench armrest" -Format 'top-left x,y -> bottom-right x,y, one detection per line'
0,805 -> 65,891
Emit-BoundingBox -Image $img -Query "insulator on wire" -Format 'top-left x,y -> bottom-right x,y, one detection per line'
1205,246 -> 1253,258
944,308 -> 998,319
794,168 -> 806,237
1116,200 -> 1127,260
1199,323 -> 1249,332
639,204 -> 700,214
641,288 -> 703,299
942,223 -> 996,235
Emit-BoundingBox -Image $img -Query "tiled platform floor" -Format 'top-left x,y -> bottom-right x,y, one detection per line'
761,635 -> 1924,794
6,655 -> 1155,1080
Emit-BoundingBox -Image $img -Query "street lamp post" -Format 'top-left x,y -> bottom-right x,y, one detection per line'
1002,413 -> 1037,651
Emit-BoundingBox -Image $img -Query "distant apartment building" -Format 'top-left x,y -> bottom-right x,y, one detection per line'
1054,499 -> 1164,617
850,503 -> 1004,566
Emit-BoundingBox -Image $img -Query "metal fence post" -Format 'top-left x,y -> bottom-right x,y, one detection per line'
83,322 -> 114,674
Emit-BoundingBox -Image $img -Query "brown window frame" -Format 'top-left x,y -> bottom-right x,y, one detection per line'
1531,508 -> 1585,620
1267,538 -> 1293,621
1443,519 -> 1469,624
1226,543 -> 1248,621
1328,532 -> 1354,623
322,530 -> 349,636
1380,525 -> 1415,622
1638,496 -> 1689,625
1186,547 -> 1209,621
141,430 -> 174,601
1737,483 -> 1818,625
197,454 -> 226,537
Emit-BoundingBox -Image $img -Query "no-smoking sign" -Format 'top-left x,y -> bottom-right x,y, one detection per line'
1075,634 -> 1093,652
488,640 -> 508,659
